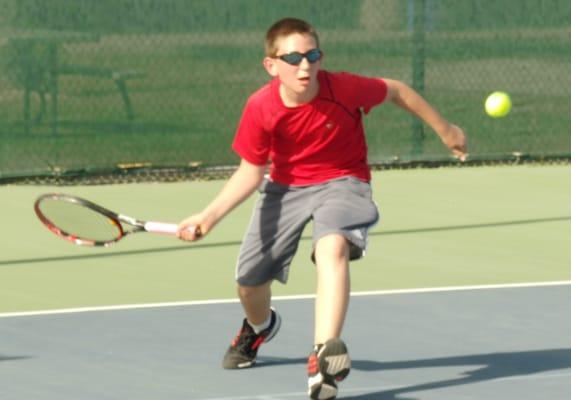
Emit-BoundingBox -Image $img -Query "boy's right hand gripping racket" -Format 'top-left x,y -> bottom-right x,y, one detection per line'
34,193 -> 200,247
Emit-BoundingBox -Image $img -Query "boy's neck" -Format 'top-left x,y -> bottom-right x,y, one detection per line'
279,82 -> 320,107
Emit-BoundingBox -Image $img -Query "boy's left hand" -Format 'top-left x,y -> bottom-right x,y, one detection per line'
440,124 -> 468,161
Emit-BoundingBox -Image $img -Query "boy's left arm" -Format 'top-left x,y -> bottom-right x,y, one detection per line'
383,78 -> 468,161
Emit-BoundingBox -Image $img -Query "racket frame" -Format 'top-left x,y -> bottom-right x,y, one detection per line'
34,193 -> 172,247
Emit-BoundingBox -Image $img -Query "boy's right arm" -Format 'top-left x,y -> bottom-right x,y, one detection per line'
383,78 -> 468,161
177,158 -> 266,241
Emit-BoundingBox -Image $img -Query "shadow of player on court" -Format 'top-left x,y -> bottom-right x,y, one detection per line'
261,348 -> 571,399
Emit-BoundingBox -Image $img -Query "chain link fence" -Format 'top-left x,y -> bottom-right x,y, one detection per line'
1,0 -> 570,181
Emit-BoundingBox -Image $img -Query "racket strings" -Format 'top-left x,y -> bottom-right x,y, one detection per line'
38,199 -> 122,243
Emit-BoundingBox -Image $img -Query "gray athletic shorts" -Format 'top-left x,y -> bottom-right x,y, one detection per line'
235,176 -> 379,286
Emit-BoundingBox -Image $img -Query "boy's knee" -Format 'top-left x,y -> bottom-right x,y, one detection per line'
315,234 -> 350,264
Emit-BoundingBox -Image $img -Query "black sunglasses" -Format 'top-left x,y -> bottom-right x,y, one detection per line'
276,48 -> 322,66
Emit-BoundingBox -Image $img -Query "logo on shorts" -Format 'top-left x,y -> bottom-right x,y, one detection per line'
351,229 -> 364,240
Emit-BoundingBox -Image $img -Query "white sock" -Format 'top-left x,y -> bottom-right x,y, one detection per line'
248,312 -> 272,334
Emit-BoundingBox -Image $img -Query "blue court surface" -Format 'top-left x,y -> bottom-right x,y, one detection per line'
2,283 -> 570,400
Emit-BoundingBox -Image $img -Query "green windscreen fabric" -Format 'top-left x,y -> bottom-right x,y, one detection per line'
1,0 -> 569,178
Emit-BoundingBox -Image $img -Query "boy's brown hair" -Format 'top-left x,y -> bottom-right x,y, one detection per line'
264,18 -> 320,57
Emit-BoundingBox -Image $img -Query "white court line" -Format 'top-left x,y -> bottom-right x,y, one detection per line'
0,280 -> 570,319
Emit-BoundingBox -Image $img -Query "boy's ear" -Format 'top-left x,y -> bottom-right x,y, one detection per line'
263,57 -> 278,77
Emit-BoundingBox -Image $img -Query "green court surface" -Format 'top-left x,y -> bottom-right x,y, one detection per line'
1,165 -> 570,313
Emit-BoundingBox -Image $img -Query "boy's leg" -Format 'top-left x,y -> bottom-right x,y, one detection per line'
224,180 -> 311,370
222,280 -> 281,369
311,176 -> 379,344
238,281 -> 272,325
313,233 -> 350,344
308,177 -> 378,399
308,234 -> 352,400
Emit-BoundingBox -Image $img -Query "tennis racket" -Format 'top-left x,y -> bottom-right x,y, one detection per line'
34,193 -> 200,247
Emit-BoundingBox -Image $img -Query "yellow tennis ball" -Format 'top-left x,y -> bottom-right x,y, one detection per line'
485,91 -> 512,118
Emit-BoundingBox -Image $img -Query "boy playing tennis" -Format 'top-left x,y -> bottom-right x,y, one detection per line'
178,17 -> 467,400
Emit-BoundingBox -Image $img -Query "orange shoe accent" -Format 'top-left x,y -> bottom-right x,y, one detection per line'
307,353 -> 318,375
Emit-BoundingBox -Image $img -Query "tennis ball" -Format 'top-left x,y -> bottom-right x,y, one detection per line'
485,91 -> 512,118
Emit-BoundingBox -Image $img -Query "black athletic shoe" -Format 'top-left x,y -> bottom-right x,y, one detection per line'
222,307 -> 281,369
307,338 -> 351,400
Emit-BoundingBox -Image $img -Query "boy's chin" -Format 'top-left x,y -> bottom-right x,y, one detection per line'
296,78 -> 315,90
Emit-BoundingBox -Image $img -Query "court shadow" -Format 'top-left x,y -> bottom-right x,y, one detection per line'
256,349 -> 571,398
0,354 -> 32,362
3,215 -> 569,267
368,216 -> 571,238
256,355 -> 307,368
342,348 -> 571,399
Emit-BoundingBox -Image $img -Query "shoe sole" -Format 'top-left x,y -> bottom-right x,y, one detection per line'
308,376 -> 337,400
308,338 -> 351,400
318,338 -> 351,381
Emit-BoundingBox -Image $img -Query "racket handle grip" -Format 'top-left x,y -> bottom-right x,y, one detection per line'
145,221 -> 199,236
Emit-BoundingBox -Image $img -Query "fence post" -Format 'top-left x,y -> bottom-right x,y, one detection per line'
409,0 -> 426,156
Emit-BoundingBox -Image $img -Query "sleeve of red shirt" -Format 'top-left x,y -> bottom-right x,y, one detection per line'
339,72 -> 388,114
231,96 -> 270,166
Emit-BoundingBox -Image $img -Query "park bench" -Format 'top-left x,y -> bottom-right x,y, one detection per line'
3,31 -> 145,133
56,65 -> 146,121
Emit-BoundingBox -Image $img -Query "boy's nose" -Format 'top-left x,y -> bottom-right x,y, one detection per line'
299,57 -> 311,70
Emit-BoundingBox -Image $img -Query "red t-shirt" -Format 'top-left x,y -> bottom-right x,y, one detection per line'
232,70 -> 388,185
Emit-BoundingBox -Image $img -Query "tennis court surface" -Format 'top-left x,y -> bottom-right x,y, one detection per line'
1,165 -> 570,399
1,284 -> 571,399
